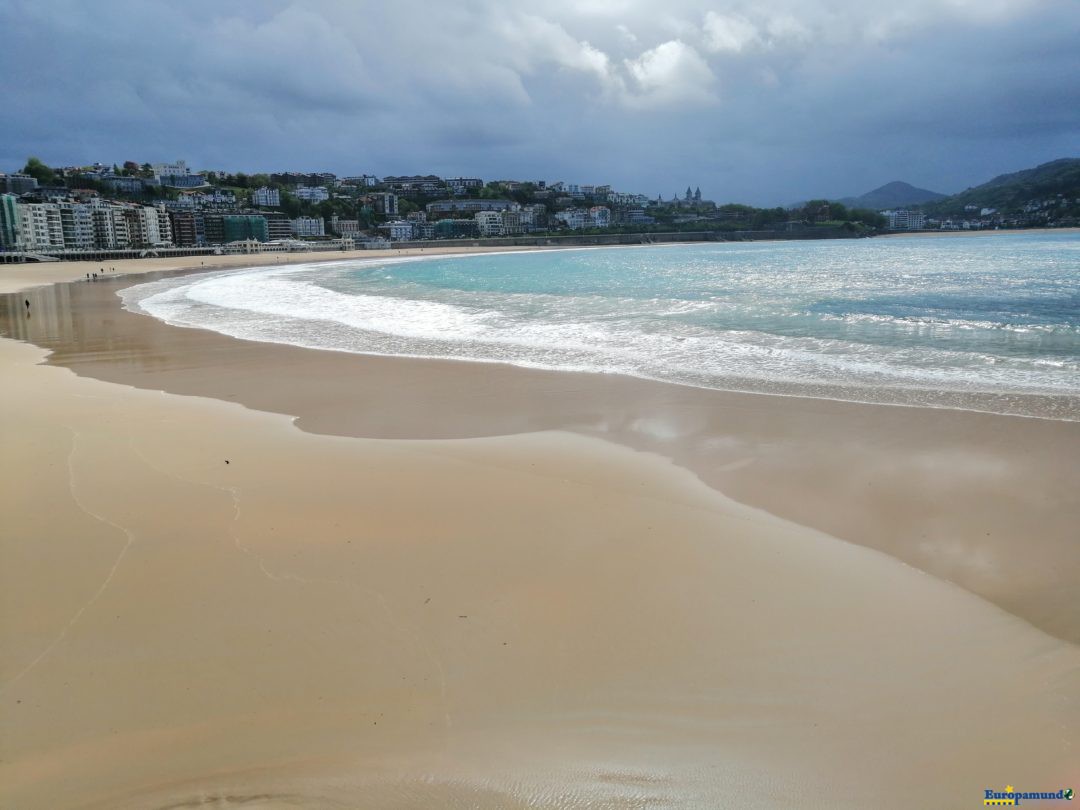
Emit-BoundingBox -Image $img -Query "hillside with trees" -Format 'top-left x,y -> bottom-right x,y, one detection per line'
923,158 -> 1080,222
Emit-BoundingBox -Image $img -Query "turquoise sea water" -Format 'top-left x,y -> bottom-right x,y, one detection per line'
122,233 -> 1080,419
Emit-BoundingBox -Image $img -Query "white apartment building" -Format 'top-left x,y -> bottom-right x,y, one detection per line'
379,220 -> 414,241
883,209 -> 926,230
552,206 -> 611,230
294,186 -> 330,203
90,200 -> 136,248
251,186 -> 281,207
152,160 -> 190,178
58,202 -> 96,250
18,203 -> 65,251
475,210 -> 504,237
139,204 -> 173,246
290,216 -> 325,237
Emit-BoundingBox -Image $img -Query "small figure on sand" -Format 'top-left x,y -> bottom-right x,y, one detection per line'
24,299 -> 30,314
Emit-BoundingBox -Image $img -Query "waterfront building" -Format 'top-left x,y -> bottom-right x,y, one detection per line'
264,212 -> 292,240
139,204 -> 173,246
58,202 -> 96,250
378,220 -> 414,241
18,203 -> 65,251
883,209 -> 926,230
168,211 -> 203,246
433,218 -> 479,239
290,216 -> 325,237
0,193 -> 21,249
500,210 -> 526,235
475,210 -> 504,237
203,214 -> 269,244
90,200 -> 123,248
222,214 -> 269,243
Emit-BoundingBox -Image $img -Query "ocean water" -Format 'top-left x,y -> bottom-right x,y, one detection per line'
121,233 -> 1080,419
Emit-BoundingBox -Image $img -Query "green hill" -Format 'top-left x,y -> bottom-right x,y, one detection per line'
923,158 -> 1080,220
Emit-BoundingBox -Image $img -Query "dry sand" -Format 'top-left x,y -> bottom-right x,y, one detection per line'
1,254 -> 1079,809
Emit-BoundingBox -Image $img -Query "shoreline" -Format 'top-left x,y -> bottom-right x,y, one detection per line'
4,257 -> 1079,644
2,244 -> 1079,808
118,242 -> 1080,422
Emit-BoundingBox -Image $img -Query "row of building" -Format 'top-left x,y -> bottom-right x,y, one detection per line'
0,193 -> 350,252
372,204 -> 614,241
0,195 -> 173,252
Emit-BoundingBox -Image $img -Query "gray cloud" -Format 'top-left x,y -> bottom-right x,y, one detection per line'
1,0 -> 1076,204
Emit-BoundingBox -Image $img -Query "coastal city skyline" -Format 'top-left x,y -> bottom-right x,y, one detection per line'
2,1 -> 1077,206
5,152 -> 1074,257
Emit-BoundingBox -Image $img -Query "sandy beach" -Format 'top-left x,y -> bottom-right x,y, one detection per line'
2,250 -> 1078,809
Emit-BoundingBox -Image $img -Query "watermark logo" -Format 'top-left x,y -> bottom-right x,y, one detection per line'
984,785 -> 1073,806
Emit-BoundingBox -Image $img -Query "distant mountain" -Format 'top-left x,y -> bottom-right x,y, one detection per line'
837,181 -> 946,210
923,158 -> 1080,217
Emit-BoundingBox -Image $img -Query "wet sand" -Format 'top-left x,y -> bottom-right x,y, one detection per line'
1,259 -> 1079,808
7,271 -> 1080,644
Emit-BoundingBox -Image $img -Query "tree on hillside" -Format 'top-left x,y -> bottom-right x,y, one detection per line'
22,156 -> 57,186
279,189 -> 302,218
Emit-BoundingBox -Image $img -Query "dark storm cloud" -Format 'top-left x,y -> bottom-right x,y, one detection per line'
1,0 -> 1076,204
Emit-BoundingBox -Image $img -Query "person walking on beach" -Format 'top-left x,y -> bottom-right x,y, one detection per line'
24,299 -> 30,314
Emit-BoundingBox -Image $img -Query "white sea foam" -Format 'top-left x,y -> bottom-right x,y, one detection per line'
120,238 -> 1080,419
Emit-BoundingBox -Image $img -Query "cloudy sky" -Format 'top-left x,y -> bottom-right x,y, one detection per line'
1,0 -> 1077,205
